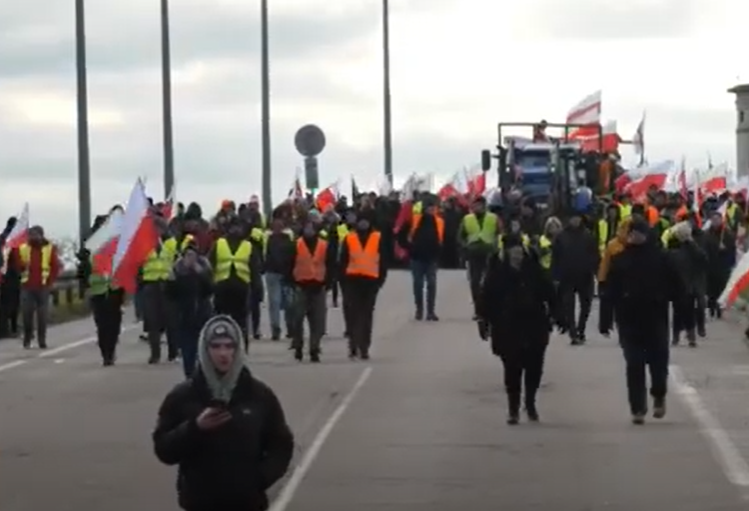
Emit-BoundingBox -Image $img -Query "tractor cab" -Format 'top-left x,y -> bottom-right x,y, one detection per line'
481,121 -> 604,216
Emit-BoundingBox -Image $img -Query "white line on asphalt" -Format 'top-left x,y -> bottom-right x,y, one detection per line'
269,366 -> 373,511
670,364 -> 749,487
0,360 -> 28,373
0,324 -> 140,374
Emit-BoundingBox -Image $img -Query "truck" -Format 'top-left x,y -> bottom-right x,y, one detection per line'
481,121 -> 607,215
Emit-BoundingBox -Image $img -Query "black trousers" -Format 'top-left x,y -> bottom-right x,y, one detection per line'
619,326 -> 669,414
91,290 -> 124,361
343,281 -> 379,356
0,281 -> 19,337
494,336 -> 548,412
466,254 -> 488,316
214,285 -> 250,350
672,293 -> 705,338
560,278 -> 594,336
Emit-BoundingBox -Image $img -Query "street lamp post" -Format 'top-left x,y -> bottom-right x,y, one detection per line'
260,0 -> 272,217
382,0 -> 393,185
75,0 -> 91,242
161,0 -> 175,199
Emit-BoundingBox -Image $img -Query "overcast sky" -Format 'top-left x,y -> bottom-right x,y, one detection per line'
1,0 -> 746,237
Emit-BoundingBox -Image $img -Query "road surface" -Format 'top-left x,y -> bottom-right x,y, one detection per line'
2,271 -> 749,510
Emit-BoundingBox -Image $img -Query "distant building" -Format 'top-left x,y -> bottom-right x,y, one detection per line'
728,84 -> 749,177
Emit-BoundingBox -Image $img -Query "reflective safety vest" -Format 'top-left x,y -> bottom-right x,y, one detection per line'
463,213 -> 498,245
337,224 -> 349,240
88,254 -> 110,296
597,220 -> 609,253
345,231 -> 381,279
618,203 -> 632,220
250,227 -> 264,243
498,233 -> 530,250
214,238 -> 252,283
293,238 -> 328,283
412,201 -> 423,215
142,238 -> 178,282
410,214 -> 444,243
179,234 -> 194,252
19,243 -> 53,285
538,235 -> 552,269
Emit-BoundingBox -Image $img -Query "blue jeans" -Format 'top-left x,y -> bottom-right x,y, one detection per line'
265,273 -> 290,332
410,260 -> 437,314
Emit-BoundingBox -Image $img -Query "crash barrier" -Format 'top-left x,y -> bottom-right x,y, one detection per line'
47,270 -> 90,323
0,270 -> 90,339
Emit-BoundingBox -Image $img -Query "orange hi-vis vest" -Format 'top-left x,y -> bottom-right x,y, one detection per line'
409,214 -> 444,243
345,231 -> 381,279
293,238 -> 328,283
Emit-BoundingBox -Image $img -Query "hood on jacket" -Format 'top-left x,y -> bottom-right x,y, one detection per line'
197,315 -> 247,403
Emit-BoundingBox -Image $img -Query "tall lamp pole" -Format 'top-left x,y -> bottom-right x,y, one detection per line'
382,0 -> 393,185
75,0 -> 91,242
160,0 -> 175,199
260,0 -> 272,217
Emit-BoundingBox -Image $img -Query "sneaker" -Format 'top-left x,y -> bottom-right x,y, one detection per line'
631,412 -> 646,425
653,397 -> 666,419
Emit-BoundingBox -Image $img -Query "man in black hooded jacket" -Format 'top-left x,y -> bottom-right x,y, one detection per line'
607,219 -> 679,425
153,315 -> 294,511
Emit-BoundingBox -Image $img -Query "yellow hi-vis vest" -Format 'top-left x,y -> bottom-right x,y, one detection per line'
619,203 -> 632,220
463,213 -> 498,245
142,238 -> 178,282
498,233 -> 530,250
538,235 -> 552,269
597,220 -> 609,253
214,238 -> 252,283
19,243 -> 53,285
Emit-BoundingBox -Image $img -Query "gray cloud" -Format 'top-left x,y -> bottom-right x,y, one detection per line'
0,1 -> 380,79
536,0 -> 697,40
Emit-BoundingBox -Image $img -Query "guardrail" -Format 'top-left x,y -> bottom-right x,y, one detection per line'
0,270 -> 90,340
50,269 -> 86,309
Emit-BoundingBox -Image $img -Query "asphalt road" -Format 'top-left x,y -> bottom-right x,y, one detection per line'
2,271 -> 749,510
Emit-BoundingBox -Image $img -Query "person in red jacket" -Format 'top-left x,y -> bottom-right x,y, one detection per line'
13,225 -> 60,349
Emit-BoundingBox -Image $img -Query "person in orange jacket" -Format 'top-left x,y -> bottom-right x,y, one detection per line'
12,225 -> 61,349
597,218 -> 632,336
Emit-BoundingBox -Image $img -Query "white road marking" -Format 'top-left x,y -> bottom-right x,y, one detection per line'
0,324 -> 139,374
269,366 -> 373,511
670,364 -> 749,487
0,360 -> 28,373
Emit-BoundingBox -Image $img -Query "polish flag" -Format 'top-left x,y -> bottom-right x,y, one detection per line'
85,209 -> 124,275
465,165 -> 487,198
315,180 -> 339,211
111,179 -> 158,293
568,120 -> 620,153
566,90 -> 602,126
700,163 -> 729,197
5,203 -> 29,250
438,171 -> 467,201
719,249 -> 749,308
624,160 -> 676,201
